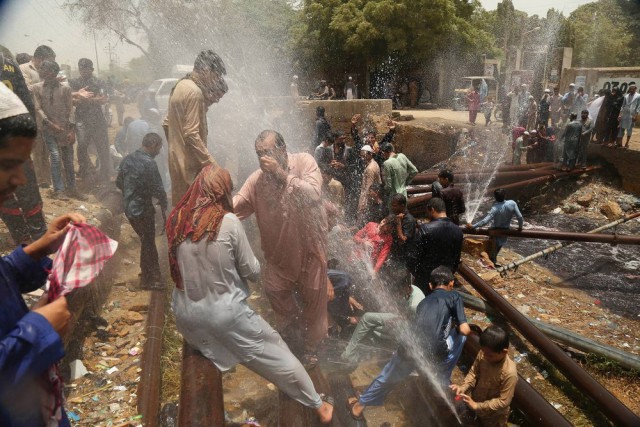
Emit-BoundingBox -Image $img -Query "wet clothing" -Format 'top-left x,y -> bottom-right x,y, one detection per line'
538,95 -> 550,125
353,222 -> 393,273
549,94 -> 562,125
604,94 -> 624,143
572,93 -> 588,115
458,352 -> 518,427
467,91 -> 480,124
512,137 -> 525,165
473,200 -> 524,263
0,247 -> 70,427
561,119 -> 583,169
382,153 -> 418,205
391,209 -> 417,264
116,149 -> 167,283
116,150 -> 167,219
172,214 -> 322,409
163,78 -> 214,204
411,217 -> 463,294
357,160 -> 381,225
233,153 -> 328,352
18,61 -> 40,89
432,184 -> 466,225
357,289 -> 467,408
0,56 -> 47,244
341,285 -> 425,362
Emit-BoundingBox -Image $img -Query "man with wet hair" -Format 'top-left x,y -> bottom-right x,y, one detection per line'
164,49 -> 228,204
389,193 -> 417,266
346,266 -> 470,421
411,197 -> 463,295
431,169 -> 466,225
357,144 -> 381,225
234,130 -> 328,366
468,188 -> 523,265
70,58 -> 112,182
380,142 -> 418,207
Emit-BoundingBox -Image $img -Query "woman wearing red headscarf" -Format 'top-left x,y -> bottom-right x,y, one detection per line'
166,164 -> 333,423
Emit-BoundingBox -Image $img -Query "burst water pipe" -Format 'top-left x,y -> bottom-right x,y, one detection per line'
457,263 -> 640,426
459,292 -> 640,371
463,332 -> 572,427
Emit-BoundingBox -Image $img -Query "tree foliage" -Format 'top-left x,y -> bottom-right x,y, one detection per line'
568,0 -> 637,67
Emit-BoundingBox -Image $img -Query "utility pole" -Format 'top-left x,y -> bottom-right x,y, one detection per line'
104,42 -> 117,71
93,31 -> 100,75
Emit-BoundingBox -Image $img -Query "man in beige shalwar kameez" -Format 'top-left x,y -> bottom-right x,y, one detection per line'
163,50 -> 228,204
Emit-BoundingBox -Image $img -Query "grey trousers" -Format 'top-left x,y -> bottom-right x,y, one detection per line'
342,312 -> 398,362
243,317 -> 322,409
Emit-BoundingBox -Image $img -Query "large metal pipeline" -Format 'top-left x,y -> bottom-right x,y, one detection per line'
464,227 -> 640,245
411,162 -> 556,184
496,211 -> 640,273
459,292 -> 640,371
178,342 -> 225,427
463,332 -> 572,427
137,290 -> 166,427
485,166 -> 601,194
457,263 -> 640,426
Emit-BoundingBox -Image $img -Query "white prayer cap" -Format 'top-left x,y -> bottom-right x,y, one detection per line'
0,82 -> 28,120
544,88 -> 551,93
569,83 -> 575,87
349,76 -> 353,80
293,75 -> 298,79
530,130 -> 537,134
523,131 -> 530,135
360,145 -> 374,153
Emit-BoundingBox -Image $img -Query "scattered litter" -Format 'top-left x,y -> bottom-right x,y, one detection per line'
113,385 -> 127,391
69,359 -> 89,381
541,370 -> 549,379
594,299 -> 601,305
78,204 -> 89,212
67,411 -> 80,422
109,403 -> 121,412
106,366 -> 119,375
128,347 -> 140,356
526,377 -> 531,383
552,402 -> 562,410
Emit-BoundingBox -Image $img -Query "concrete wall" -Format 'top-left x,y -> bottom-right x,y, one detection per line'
588,146 -> 640,195
297,99 -> 392,125
559,67 -> 640,96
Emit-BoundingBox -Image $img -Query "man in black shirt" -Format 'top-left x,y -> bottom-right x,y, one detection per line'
411,197 -> 463,295
116,133 -> 167,289
70,58 -> 112,182
389,193 -> 417,265
0,52 -> 47,244
346,266 -> 470,421
431,169 -> 466,225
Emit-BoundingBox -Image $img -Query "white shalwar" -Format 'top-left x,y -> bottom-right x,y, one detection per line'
171,213 -> 322,408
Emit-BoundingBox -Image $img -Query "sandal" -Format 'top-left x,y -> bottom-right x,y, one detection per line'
320,393 -> 335,407
302,352 -> 319,369
346,397 -> 366,422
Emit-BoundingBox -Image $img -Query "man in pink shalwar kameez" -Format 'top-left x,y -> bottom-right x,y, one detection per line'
233,130 -> 328,364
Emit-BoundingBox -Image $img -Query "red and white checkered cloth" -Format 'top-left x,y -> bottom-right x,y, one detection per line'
42,222 -> 117,425
47,222 -> 118,301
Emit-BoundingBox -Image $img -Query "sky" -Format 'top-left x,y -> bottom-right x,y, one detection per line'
0,0 -> 594,74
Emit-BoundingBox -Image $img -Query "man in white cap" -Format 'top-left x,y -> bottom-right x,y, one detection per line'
358,144 -> 381,225
562,83 -> 577,120
0,81 -> 85,427
290,75 -> 299,98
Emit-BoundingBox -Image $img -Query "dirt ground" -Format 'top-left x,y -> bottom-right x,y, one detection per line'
2,102 -> 639,426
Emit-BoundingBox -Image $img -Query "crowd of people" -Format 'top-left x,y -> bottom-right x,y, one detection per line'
1,45 -> 526,426
499,82 -> 639,171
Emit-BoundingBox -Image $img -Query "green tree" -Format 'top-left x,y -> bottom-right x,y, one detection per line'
568,0 -> 634,67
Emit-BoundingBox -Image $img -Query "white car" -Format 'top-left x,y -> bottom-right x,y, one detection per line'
148,78 -> 178,115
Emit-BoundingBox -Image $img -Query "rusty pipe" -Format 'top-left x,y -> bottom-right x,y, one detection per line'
463,333 -> 572,427
463,227 -> 640,245
178,342 -> 225,427
411,163 -> 557,185
137,290 -> 166,427
457,263 -> 640,426
485,166 -> 602,194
